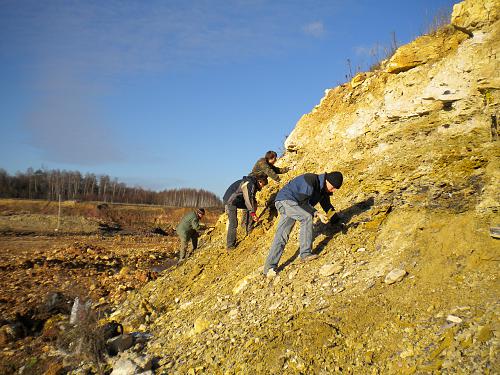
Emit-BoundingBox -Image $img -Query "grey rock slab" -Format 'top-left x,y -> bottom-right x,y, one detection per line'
107,334 -> 134,354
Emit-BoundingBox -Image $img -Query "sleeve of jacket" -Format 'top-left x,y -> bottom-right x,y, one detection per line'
241,182 -> 256,213
319,194 -> 335,213
190,216 -> 202,231
273,165 -> 289,174
261,163 -> 280,182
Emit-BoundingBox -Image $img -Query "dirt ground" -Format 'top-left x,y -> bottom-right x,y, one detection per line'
0,199 -> 221,374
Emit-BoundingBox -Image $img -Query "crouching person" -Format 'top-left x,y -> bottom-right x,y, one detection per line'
263,172 -> 343,277
176,208 -> 206,262
223,175 -> 268,249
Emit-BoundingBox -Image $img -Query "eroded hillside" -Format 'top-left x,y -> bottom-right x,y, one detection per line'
112,1 -> 499,373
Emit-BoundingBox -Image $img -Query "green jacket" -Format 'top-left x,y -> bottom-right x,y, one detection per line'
176,211 -> 203,238
249,158 -> 289,182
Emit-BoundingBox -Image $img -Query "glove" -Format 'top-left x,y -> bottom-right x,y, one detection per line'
314,211 -> 329,224
250,212 -> 259,222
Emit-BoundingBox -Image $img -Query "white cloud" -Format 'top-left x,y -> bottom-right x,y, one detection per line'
302,21 -> 325,38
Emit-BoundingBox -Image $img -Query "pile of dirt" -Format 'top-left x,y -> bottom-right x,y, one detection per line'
109,1 -> 499,373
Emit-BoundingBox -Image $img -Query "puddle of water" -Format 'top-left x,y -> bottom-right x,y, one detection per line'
150,258 -> 177,273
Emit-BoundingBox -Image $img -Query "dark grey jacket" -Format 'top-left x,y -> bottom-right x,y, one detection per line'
223,176 -> 259,213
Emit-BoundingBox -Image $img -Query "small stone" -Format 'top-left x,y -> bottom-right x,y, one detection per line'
111,358 -> 138,375
229,309 -> 238,319
384,269 -> 407,284
446,315 -> 463,324
269,302 -> 281,310
319,264 -> 343,277
266,269 -> 277,279
357,247 -> 366,252
477,325 -> 493,342
193,317 -> 210,334
232,276 -> 251,294
288,269 -> 299,280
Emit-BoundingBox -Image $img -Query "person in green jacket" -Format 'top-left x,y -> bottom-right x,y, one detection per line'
249,150 -> 289,183
176,208 -> 206,262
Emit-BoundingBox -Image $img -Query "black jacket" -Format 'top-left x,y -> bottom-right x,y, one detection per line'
223,176 -> 259,213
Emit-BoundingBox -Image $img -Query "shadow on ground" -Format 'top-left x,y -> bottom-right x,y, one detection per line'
277,197 -> 375,271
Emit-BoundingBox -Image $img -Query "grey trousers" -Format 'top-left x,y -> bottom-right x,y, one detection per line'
263,200 -> 313,273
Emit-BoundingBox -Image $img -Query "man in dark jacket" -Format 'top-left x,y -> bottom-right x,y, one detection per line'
176,208 -> 206,262
249,151 -> 289,182
263,172 -> 343,276
223,175 -> 268,249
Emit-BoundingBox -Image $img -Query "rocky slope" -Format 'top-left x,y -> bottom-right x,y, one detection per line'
112,1 -> 499,373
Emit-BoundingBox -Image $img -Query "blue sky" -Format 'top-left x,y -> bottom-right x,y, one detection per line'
0,0 -> 457,197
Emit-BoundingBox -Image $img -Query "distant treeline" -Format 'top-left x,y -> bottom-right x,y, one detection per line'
0,168 -> 222,207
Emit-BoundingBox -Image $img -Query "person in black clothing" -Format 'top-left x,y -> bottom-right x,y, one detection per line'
223,175 -> 268,249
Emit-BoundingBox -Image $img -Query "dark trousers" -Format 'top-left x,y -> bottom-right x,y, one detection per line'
226,205 -> 254,248
179,230 -> 198,260
226,205 -> 238,248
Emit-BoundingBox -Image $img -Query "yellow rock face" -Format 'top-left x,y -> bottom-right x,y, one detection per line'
386,29 -> 467,74
452,0 -> 500,32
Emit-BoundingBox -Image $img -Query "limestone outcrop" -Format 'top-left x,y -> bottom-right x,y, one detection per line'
451,0 -> 500,33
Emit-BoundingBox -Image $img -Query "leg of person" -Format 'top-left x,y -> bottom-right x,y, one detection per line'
281,201 -> 314,258
178,236 -> 188,261
244,210 -> 254,235
263,201 -> 296,274
226,205 -> 238,249
190,231 -> 199,256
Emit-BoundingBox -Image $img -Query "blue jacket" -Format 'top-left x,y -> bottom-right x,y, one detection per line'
276,173 -> 334,215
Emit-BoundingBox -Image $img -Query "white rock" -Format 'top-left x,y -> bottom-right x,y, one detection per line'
232,277 -> 250,294
111,358 -> 138,375
266,269 -> 277,279
319,264 -> 342,277
288,269 -> 299,280
384,269 -> 407,284
269,302 -> 281,310
357,247 -> 366,252
446,315 -> 463,324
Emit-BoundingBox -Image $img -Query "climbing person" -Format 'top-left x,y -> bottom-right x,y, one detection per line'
249,150 -> 289,183
176,208 -> 206,263
222,175 -> 268,249
263,172 -> 343,277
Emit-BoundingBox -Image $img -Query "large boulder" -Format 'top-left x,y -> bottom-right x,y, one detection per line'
386,30 -> 467,74
451,0 -> 500,34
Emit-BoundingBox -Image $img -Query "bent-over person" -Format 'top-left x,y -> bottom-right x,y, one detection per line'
263,172 -> 343,276
223,175 -> 268,249
176,208 -> 206,262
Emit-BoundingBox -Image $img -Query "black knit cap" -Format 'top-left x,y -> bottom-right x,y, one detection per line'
325,172 -> 343,189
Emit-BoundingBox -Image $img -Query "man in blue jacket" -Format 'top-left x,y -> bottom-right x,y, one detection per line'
263,171 -> 343,276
